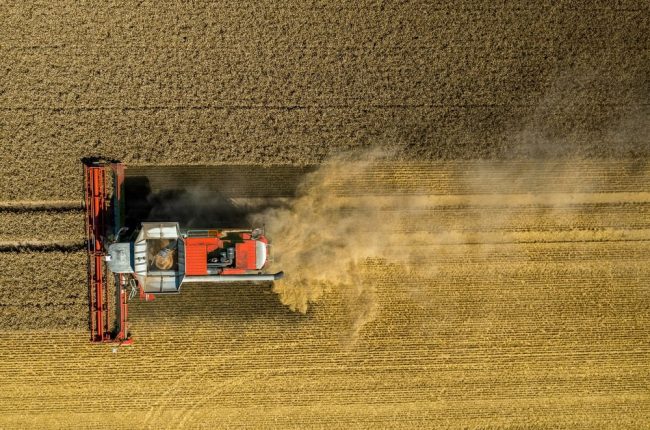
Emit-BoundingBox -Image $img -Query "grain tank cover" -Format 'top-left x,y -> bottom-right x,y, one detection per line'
133,222 -> 185,294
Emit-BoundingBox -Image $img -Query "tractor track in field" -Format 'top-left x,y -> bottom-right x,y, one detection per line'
0,241 -> 85,252
0,201 -> 82,211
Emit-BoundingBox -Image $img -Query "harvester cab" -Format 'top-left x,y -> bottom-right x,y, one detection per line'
83,159 -> 283,345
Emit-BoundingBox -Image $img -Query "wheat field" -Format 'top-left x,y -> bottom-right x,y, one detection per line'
1,0 -> 649,428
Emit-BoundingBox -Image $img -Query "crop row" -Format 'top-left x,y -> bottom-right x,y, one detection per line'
0,210 -> 84,243
0,251 -> 87,329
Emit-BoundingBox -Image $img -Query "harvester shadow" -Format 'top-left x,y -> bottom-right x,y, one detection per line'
124,176 -> 291,231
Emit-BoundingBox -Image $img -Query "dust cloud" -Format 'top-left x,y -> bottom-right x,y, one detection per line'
252,151 -> 649,343
253,70 -> 648,341
250,151 -> 403,341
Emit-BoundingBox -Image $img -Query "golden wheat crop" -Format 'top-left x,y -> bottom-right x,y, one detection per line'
1,0 -> 649,428
0,251 -> 87,329
1,1 -> 648,200
0,210 -> 84,243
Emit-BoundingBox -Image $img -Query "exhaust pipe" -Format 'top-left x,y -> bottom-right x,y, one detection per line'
184,272 -> 284,283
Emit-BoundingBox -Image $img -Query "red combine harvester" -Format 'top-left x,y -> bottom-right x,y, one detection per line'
83,159 -> 283,344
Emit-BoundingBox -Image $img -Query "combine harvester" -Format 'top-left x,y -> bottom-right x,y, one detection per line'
83,159 -> 283,345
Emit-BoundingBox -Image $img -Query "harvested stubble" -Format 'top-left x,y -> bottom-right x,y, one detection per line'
1,160 -> 649,429
0,243 -> 648,428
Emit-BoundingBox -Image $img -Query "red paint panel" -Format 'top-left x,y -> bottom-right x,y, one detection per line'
235,240 -> 257,269
185,244 -> 207,275
221,268 -> 246,275
185,237 -> 222,275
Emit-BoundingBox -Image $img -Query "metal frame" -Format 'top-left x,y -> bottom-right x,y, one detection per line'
83,160 -> 131,345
